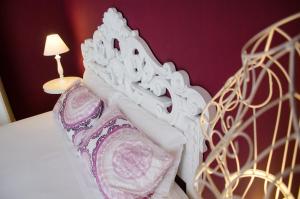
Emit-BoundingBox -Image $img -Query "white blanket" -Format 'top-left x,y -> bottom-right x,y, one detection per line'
0,112 -> 187,199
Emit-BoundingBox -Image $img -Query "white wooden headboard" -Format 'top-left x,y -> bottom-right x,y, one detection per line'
81,8 -> 211,198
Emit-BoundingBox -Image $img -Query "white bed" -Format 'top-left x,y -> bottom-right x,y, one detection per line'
0,8 -> 211,199
0,111 -> 187,199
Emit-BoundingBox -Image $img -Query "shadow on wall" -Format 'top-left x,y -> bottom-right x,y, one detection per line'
0,77 -> 15,125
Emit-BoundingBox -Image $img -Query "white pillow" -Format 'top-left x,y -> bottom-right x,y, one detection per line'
83,68 -> 115,101
83,68 -> 186,148
109,93 -> 186,150
109,93 -> 186,198
83,68 -> 187,197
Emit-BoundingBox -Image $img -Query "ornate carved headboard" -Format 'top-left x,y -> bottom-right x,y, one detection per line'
81,8 -> 211,198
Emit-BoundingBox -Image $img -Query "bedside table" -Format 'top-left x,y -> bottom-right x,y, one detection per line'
43,77 -> 82,94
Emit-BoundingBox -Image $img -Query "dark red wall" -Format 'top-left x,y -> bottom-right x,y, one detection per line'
64,0 -> 300,94
0,0 -> 299,121
0,0 -> 79,120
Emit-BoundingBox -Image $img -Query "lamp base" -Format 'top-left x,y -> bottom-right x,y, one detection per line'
43,76 -> 82,94
55,54 -> 64,79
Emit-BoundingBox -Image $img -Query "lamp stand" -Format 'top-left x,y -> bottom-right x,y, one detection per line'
55,54 -> 64,79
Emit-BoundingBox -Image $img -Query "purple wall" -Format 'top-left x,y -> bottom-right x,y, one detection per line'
64,0 -> 300,95
0,1 -> 299,119
0,0 -> 79,120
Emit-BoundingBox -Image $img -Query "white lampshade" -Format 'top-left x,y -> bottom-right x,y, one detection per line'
43,34 -> 69,56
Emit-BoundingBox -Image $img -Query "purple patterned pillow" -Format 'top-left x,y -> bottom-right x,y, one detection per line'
53,81 -> 104,142
78,106 -> 174,198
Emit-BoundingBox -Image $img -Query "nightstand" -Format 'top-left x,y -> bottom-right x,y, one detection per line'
43,76 -> 82,94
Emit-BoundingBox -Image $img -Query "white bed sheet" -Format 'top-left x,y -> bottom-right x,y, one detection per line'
0,112 -> 187,199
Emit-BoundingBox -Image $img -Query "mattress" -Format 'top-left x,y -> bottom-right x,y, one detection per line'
0,112 -> 188,199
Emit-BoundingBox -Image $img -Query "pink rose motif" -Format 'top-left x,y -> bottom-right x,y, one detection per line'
71,92 -> 92,108
112,141 -> 153,179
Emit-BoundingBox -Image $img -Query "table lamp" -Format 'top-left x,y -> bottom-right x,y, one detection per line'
43,34 -> 69,79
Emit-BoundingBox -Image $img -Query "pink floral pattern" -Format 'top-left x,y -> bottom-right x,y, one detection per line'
53,82 -> 104,142
60,86 -> 104,132
78,107 -> 174,198
54,94 -> 174,198
112,142 -> 153,180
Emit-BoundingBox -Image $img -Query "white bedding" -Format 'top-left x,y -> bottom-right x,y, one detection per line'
0,112 -> 187,199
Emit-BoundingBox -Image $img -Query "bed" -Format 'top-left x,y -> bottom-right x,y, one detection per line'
0,8 -> 211,199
